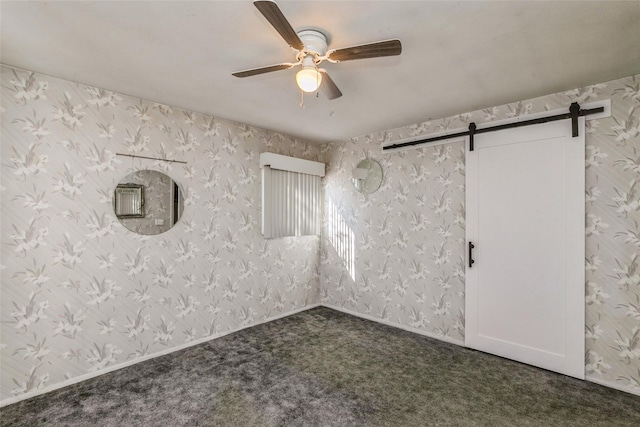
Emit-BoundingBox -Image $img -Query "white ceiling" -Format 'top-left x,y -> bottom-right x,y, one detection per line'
2,1 -> 639,143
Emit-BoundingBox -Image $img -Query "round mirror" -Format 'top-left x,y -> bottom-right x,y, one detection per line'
114,170 -> 184,235
352,159 -> 383,194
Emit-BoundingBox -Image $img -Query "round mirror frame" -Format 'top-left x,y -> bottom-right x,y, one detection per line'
352,159 -> 383,194
114,170 -> 184,235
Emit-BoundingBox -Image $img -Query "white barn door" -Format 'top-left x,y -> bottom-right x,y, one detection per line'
465,118 -> 585,379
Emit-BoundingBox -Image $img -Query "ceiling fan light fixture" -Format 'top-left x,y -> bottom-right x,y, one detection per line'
296,67 -> 322,93
232,1 -> 402,102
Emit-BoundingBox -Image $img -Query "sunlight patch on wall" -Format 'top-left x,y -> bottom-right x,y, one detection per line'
327,198 -> 356,281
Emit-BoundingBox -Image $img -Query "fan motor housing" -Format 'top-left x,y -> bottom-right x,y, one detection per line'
297,29 -> 328,57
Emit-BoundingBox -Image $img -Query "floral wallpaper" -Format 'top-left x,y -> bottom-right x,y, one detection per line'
320,74 -> 640,395
1,62 -> 638,405
0,65 -> 322,403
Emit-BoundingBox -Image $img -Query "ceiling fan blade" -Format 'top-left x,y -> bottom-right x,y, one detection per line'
254,1 -> 304,50
232,63 -> 296,78
327,39 -> 402,62
319,70 -> 342,100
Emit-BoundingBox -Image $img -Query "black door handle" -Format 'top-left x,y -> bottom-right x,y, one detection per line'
469,242 -> 475,268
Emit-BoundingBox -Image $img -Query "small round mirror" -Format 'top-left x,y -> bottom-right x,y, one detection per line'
352,159 -> 383,194
114,170 -> 183,235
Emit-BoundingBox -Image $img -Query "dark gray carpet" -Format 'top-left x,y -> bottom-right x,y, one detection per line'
1,307 -> 639,426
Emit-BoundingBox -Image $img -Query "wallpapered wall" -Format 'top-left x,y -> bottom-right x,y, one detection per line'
0,65 -> 322,403
320,74 -> 640,395
1,63 -> 638,404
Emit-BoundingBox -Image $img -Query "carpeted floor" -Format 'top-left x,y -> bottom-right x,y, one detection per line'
1,307 -> 639,426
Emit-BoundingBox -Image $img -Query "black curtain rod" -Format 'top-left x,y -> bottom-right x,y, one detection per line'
383,102 -> 604,152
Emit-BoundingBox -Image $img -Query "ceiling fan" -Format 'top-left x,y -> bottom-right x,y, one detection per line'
232,0 -> 402,100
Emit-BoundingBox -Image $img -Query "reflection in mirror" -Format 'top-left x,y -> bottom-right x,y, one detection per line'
114,170 -> 184,235
352,159 -> 383,194
115,184 -> 144,217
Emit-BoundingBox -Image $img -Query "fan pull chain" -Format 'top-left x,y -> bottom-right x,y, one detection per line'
300,90 -> 305,109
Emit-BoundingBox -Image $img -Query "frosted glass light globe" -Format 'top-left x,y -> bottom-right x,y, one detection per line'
296,68 -> 322,93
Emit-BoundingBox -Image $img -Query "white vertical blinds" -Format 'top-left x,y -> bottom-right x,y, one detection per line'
260,153 -> 325,239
